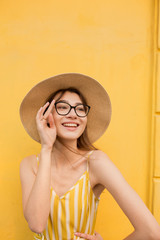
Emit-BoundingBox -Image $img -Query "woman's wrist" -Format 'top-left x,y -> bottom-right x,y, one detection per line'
41,145 -> 53,153
40,146 -> 53,162
39,147 -> 52,165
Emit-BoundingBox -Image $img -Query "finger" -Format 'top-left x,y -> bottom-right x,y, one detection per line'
50,99 -> 55,112
94,231 -> 103,239
74,232 -> 94,240
37,102 -> 50,120
48,113 -> 55,128
36,106 -> 45,121
43,100 -> 55,119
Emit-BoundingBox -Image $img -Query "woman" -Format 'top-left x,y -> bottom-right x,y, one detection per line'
20,73 -> 160,240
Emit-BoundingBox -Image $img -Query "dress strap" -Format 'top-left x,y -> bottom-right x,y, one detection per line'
36,155 -> 39,166
86,150 -> 94,172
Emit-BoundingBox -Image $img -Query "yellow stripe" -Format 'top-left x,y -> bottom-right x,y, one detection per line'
90,191 -> 94,233
89,191 -> 94,234
46,215 -> 53,240
91,202 -> 96,235
81,174 -> 89,232
52,195 -> 59,240
77,177 -> 83,231
65,192 -> 71,239
50,193 -> 56,240
79,174 -> 86,232
60,197 -> 67,239
58,200 -> 62,239
74,183 -> 79,231
46,189 -> 54,240
69,186 -> 76,239
91,198 -> 99,234
84,179 -> 91,233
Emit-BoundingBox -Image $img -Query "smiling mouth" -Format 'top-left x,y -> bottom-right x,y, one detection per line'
62,123 -> 79,127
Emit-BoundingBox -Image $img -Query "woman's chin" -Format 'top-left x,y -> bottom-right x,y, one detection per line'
56,126 -> 85,140
57,131 -> 82,141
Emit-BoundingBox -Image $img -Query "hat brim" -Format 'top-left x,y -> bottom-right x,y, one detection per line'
20,73 -> 112,143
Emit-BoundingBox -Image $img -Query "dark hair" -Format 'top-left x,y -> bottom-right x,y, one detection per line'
46,87 -> 97,151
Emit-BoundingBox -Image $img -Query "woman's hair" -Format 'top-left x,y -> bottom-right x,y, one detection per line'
46,87 -> 97,152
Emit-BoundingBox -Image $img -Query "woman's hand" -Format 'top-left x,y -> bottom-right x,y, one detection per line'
36,100 -> 56,149
74,231 -> 103,240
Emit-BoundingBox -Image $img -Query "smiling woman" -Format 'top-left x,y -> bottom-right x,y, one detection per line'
46,88 -> 93,151
19,73 -> 160,240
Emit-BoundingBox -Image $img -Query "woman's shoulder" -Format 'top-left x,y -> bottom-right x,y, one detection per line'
90,149 -> 111,161
88,150 -> 112,187
20,154 -> 38,175
89,149 -> 112,170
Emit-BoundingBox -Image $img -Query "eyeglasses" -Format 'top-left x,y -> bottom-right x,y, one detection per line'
54,101 -> 90,117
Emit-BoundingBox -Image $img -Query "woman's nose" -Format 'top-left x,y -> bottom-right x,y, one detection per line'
67,108 -> 77,118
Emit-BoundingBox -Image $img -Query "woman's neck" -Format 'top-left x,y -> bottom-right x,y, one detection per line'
51,139 -> 88,169
53,138 -> 78,154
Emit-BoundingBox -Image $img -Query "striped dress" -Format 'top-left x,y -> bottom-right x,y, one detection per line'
33,151 -> 100,240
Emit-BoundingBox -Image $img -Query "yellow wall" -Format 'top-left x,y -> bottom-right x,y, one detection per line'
152,0 -> 160,226
0,0 -> 158,239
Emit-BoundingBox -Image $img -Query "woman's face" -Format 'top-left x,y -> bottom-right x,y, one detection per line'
52,91 -> 88,141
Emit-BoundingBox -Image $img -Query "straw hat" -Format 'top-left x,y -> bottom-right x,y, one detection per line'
19,73 -> 112,143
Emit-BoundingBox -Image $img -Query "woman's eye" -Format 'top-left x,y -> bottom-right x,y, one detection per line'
56,103 -> 68,109
57,106 -> 67,109
77,106 -> 85,111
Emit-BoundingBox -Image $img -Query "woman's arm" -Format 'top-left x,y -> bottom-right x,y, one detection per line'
20,100 -> 56,233
20,149 -> 52,233
90,150 -> 160,240
122,230 -> 158,240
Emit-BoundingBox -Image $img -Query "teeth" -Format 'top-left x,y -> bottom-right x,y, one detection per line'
63,123 -> 78,127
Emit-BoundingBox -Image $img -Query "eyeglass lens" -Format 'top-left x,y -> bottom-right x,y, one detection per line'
55,102 -> 89,117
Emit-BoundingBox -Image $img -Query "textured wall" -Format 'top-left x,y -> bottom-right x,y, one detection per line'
0,0 -> 157,239
152,0 -> 160,225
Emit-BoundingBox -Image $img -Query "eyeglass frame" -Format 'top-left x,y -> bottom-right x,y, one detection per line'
54,101 -> 91,117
